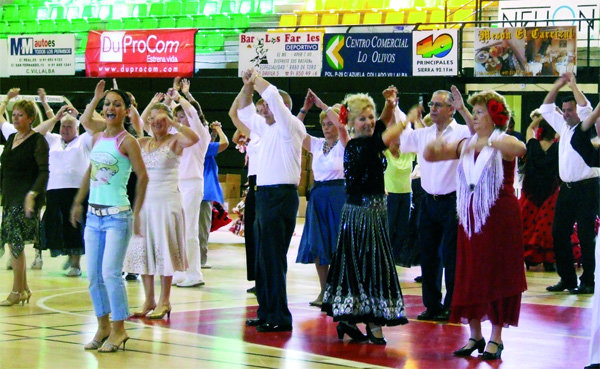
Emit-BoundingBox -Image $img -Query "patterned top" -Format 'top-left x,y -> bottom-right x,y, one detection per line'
88,131 -> 132,206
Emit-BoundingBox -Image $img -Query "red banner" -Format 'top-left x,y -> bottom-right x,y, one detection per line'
85,29 -> 196,78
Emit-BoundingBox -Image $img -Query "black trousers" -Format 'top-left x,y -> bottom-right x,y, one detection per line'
254,185 -> 298,326
418,192 -> 458,312
244,175 -> 256,281
552,178 -> 599,287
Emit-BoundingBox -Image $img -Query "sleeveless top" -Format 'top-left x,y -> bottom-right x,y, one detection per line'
88,130 -> 132,206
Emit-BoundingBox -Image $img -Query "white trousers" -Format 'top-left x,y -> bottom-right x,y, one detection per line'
198,200 -> 213,265
590,235 -> 600,364
177,179 -> 204,282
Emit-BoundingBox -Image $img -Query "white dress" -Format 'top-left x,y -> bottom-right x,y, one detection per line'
124,145 -> 187,276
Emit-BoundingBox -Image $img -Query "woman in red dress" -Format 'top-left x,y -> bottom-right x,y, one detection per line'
424,87 -> 527,360
520,112 -> 559,271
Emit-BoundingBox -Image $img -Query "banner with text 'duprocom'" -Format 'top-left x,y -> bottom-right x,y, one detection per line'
86,29 -> 196,78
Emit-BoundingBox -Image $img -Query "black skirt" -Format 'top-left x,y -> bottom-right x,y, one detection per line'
40,188 -> 85,257
321,194 -> 408,326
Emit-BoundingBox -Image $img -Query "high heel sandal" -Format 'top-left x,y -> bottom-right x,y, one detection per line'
453,338 -> 486,356
336,322 -> 367,342
22,290 -> 31,305
131,303 -> 156,318
309,290 -> 324,307
0,291 -> 22,306
365,325 -> 387,345
84,335 -> 109,350
98,336 -> 129,353
147,304 -> 171,319
481,341 -> 504,360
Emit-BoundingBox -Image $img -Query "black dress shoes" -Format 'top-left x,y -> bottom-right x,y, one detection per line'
481,341 -> 504,360
245,318 -> 265,326
417,309 -> 450,321
571,283 -> 594,295
584,364 -> 600,369
453,338 -> 485,357
546,280 -> 577,292
256,323 -> 293,332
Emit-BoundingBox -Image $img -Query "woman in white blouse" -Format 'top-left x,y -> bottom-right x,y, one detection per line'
295,89 -> 349,307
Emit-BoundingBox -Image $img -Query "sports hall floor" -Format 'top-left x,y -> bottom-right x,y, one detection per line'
0,221 -> 592,369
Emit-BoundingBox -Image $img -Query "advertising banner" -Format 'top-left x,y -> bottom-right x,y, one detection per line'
498,0 -> 599,45
86,29 -> 195,77
474,26 -> 577,77
7,34 -> 75,76
238,32 -> 323,77
322,33 -> 412,77
0,39 -> 7,77
412,29 -> 458,76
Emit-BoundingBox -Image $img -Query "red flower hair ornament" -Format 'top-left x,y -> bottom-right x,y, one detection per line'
487,99 -> 509,127
338,104 -> 348,125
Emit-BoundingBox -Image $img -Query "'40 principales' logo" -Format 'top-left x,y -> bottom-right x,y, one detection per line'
416,33 -> 453,58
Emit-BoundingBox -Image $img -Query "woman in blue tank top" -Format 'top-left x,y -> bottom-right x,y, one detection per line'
70,80 -> 148,353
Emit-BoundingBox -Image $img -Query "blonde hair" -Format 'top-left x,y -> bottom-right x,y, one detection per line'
467,90 -> 511,130
150,103 -> 173,120
341,93 -> 376,126
319,103 -> 341,124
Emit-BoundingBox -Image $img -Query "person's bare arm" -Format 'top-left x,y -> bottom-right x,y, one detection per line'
38,88 -> 54,119
543,74 -> 569,105
70,165 -> 92,227
229,88 -> 251,135
121,135 -> 148,236
565,72 -> 588,107
171,120 -> 199,152
0,87 -> 20,125
140,92 -> 164,134
34,105 -> 73,135
526,115 -> 541,142
379,85 -> 398,126
80,80 -> 108,132
451,85 -> 475,134
297,89 -> 314,122
210,121 -> 229,153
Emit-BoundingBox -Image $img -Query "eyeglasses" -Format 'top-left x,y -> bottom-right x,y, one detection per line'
427,102 -> 449,109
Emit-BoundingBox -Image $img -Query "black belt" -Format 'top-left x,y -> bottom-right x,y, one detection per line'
562,177 -> 599,189
255,184 -> 297,191
425,191 -> 456,201
312,179 -> 345,188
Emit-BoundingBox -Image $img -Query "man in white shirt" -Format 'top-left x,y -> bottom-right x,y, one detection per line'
400,90 -> 471,321
540,72 -> 598,295
233,68 -> 306,332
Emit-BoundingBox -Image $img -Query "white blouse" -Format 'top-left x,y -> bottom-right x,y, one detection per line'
309,136 -> 345,182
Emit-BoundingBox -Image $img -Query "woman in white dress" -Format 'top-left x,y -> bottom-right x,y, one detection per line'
124,99 -> 199,319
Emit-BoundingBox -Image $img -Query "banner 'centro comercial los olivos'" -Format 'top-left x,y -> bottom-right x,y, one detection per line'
85,29 -> 196,78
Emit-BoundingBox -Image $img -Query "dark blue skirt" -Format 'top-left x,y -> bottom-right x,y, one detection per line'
296,179 -> 345,265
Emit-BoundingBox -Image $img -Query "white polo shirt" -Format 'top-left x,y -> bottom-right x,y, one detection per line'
237,85 -> 306,186
539,102 -> 598,182
400,120 -> 471,195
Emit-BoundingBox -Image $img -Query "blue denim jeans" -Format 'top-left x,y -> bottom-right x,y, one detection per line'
84,210 -> 132,321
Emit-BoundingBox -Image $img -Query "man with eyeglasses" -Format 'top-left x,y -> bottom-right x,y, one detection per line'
398,89 -> 472,321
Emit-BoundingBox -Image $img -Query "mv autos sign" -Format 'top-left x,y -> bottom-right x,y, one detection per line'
86,29 -> 195,77
7,34 -> 75,76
